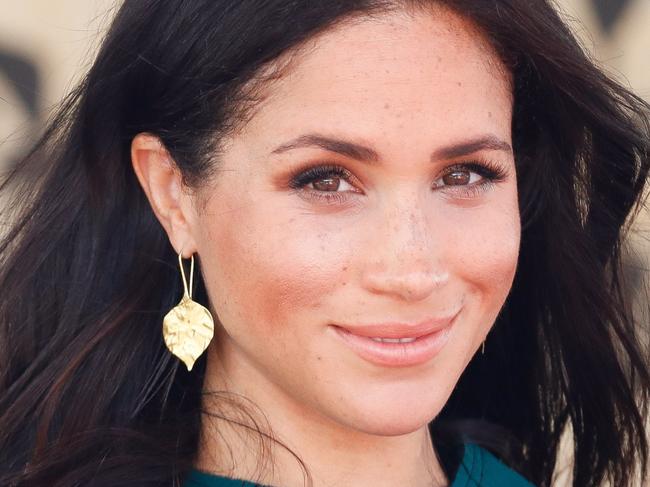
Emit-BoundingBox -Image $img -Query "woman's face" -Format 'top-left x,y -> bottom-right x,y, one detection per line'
190,7 -> 519,435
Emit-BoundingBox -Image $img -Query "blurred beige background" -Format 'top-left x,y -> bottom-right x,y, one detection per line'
0,1 -> 116,167
0,1 -> 648,486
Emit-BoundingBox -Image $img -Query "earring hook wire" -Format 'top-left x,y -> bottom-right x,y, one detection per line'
178,250 -> 194,299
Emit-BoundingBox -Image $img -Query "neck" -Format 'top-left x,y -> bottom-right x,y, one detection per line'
194,348 -> 449,487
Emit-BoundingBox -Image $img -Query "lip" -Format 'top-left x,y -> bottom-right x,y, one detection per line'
330,310 -> 460,367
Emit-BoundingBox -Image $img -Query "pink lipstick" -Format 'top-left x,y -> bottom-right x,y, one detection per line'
330,311 -> 459,367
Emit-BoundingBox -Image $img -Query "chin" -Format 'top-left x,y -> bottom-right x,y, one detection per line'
346,410 -> 436,437
331,390 -> 449,437
363,419 -> 432,437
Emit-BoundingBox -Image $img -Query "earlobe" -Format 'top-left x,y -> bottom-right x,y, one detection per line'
130,133 -> 197,255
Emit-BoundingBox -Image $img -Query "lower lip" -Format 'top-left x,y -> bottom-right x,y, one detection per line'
330,318 -> 456,368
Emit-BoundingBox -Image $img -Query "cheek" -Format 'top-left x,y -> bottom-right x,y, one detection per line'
197,197 -> 350,336
447,197 -> 520,310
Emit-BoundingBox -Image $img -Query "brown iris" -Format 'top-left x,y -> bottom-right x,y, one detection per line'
312,177 -> 340,191
442,170 -> 470,185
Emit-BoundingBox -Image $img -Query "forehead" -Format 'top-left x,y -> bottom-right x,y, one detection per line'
233,6 -> 512,152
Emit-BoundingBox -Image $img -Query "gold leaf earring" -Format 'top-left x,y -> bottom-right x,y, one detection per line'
162,251 -> 215,371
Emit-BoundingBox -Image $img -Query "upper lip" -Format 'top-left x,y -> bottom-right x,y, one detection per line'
333,309 -> 460,339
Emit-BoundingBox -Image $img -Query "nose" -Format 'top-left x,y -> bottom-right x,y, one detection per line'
360,192 -> 448,302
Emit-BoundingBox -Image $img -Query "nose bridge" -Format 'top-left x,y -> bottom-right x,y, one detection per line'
387,192 -> 429,259
361,190 -> 448,301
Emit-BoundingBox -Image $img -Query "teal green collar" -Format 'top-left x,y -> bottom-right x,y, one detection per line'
184,443 -> 536,486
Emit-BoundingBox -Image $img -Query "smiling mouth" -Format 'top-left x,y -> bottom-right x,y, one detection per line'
329,309 -> 461,367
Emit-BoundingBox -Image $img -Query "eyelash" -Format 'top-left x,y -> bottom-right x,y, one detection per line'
287,159 -> 508,205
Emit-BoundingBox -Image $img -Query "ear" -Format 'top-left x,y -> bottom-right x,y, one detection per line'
130,133 -> 198,257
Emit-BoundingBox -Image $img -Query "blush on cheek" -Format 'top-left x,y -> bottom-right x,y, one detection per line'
260,264 -> 332,322
469,217 -> 520,308
201,209 -> 351,335
261,224 -> 361,323
443,200 -> 519,300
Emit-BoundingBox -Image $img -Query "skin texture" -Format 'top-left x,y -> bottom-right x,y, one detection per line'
132,5 -> 519,487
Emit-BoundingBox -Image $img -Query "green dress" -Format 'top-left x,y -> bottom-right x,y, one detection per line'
183,443 -> 536,486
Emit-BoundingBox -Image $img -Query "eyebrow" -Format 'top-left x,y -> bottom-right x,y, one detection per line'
270,133 -> 512,164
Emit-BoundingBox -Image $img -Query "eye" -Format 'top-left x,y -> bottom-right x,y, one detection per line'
308,173 -> 355,193
289,164 -> 357,192
432,161 -> 508,197
434,166 -> 485,188
288,164 -> 361,205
